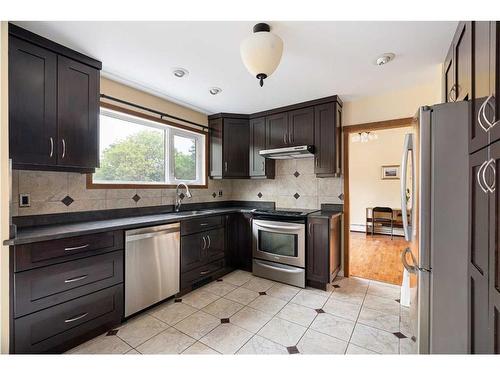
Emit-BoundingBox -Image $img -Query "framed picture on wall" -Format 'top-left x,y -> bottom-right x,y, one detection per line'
381,165 -> 400,180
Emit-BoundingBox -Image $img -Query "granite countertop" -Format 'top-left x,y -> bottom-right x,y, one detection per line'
5,207 -> 256,246
308,210 -> 343,219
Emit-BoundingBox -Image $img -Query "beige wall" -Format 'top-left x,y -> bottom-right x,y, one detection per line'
349,126 -> 412,231
342,66 -> 443,126
1,21 -> 9,354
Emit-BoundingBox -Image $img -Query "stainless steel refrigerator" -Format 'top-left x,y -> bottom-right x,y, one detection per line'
400,101 -> 469,354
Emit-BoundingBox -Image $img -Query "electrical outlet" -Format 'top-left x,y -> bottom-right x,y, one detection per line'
218,190 -> 223,197
19,193 -> 30,207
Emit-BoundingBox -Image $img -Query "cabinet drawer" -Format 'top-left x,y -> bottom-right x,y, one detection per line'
14,231 -> 124,272
14,250 -> 123,318
14,284 -> 123,354
180,259 -> 225,291
181,215 -> 223,235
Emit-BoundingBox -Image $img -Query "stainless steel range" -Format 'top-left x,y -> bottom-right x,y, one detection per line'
252,208 -> 318,288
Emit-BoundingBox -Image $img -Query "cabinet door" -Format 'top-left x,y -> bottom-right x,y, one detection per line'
9,36 -> 57,167
468,149 -> 491,353
288,107 -> 314,146
443,45 -> 455,103
266,112 -> 289,149
454,22 -> 472,101
209,118 -> 223,178
57,56 -> 99,169
306,217 -> 329,284
181,233 -> 205,273
314,102 -> 337,176
488,141 -> 500,353
486,22 -> 500,147
206,228 -> 225,263
223,118 -> 249,178
470,21 -> 492,153
249,117 -> 275,178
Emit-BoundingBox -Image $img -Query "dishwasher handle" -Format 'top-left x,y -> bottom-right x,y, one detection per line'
126,223 -> 180,242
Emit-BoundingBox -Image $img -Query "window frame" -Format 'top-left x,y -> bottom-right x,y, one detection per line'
87,102 -> 209,190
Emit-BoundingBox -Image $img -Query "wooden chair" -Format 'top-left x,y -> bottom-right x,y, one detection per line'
372,207 -> 394,239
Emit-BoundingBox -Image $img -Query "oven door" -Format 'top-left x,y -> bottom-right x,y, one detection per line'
252,219 -> 305,268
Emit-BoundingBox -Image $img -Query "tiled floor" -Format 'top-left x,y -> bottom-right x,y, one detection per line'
67,271 -> 416,355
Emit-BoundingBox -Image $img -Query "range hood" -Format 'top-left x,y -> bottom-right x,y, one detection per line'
259,145 -> 315,159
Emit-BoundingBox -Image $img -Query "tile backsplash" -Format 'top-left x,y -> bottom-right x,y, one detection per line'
232,158 -> 343,210
11,158 -> 343,216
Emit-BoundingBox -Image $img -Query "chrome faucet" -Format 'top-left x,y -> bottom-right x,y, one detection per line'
175,183 -> 192,212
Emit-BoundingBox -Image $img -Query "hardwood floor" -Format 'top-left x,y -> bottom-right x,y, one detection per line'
348,231 -> 408,285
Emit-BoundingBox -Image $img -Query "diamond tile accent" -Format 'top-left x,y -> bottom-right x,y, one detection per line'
179,192 -> 185,200
257,192 -> 263,198
315,308 -> 325,314
293,171 -> 300,178
393,332 -> 407,339
174,298 -> 182,303
259,291 -> 267,296
106,329 -> 119,336
287,346 -> 300,354
61,195 -> 74,206
338,193 -> 344,200
212,192 -> 217,198
293,193 -> 300,199
217,279 -> 223,282
221,318 -> 230,324
132,194 -> 141,202
395,298 -> 401,303
332,284 -> 340,289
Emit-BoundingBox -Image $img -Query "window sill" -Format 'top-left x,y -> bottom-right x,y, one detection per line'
86,174 -> 208,189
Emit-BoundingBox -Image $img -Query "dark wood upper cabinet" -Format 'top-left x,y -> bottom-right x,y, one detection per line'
57,56 -> 99,169
223,118 -> 250,178
444,46 -> 454,104
288,107 -> 314,146
266,112 -> 289,149
8,24 -> 101,172
209,118 -> 223,178
444,22 -> 471,103
485,22 -> 500,149
9,36 -> 57,167
209,116 -> 250,179
314,102 -> 342,177
249,117 -> 275,178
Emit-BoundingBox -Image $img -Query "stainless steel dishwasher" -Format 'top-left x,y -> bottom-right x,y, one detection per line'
125,223 -> 180,317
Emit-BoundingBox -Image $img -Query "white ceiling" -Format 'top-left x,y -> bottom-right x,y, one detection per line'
14,21 -> 457,114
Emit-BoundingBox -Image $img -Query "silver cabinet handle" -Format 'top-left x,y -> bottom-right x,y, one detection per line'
207,235 -> 211,249
64,244 -> 89,252
283,132 -> 287,144
224,161 -> 228,172
288,131 -> 293,144
200,223 -> 209,226
202,236 -> 207,249
64,312 -> 88,323
49,137 -> 54,158
482,158 -> 496,193
61,138 -> 66,159
200,270 -> 210,275
401,247 -> 418,274
477,160 -> 489,194
448,84 -> 457,102
477,99 -> 490,132
64,275 -> 88,283
481,95 -> 499,130
262,161 -> 265,171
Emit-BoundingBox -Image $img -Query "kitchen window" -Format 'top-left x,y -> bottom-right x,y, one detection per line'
89,106 -> 207,188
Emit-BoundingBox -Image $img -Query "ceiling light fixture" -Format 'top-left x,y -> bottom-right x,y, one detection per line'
172,68 -> 189,78
209,87 -> 222,95
375,53 -> 395,66
352,132 -> 378,143
240,22 -> 283,87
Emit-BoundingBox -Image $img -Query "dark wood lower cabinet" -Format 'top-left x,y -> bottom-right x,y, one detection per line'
225,213 -> 253,272
306,214 -> 342,290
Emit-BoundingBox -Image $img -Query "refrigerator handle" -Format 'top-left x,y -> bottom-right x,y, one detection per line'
401,133 -> 414,241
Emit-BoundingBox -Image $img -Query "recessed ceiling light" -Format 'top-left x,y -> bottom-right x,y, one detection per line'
375,53 -> 395,66
209,87 -> 222,95
172,68 -> 189,78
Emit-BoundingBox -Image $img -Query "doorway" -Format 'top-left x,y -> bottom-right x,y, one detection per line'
343,118 -> 412,285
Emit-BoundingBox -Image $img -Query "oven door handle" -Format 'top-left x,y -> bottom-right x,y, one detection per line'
254,222 -> 304,231
254,260 -> 304,274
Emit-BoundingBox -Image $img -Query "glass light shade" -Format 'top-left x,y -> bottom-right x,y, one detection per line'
351,133 -> 361,143
240,31 -> 283,78
368,132 -> 378,140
